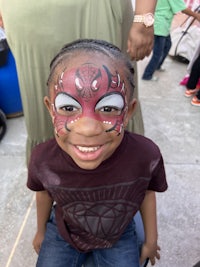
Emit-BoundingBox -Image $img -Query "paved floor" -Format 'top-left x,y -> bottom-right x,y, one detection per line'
0,55 -> 200,267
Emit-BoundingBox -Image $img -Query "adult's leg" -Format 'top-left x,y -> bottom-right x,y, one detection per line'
187,55 -> 200,89
142,35 -> 166,80
196,90 -> 200,99
191,88 -> 200,106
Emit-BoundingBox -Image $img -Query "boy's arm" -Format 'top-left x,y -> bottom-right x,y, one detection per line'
127,0 -> 157,60
139,190 -> 160,266
33,190 -> 53,254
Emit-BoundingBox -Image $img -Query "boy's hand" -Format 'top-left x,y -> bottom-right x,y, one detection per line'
127,23 -> 154,61
32,231 -> 45,254
140,242 -> 161,266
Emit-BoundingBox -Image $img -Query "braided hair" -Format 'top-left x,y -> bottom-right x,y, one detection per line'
47,39 -> 135,99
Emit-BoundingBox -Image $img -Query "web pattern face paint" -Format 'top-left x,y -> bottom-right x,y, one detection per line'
51,63 -> 128,136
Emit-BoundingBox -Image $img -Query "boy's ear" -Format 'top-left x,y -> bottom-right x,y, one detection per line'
124,98 -> 137,127
44,96 -> 53,118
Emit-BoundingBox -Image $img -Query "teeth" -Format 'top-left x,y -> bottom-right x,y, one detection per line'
76,146 -> 100,152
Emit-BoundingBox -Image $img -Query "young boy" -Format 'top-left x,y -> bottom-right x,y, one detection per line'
27,39 -> 168,267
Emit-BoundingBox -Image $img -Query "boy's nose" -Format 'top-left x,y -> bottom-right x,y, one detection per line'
72,116 -> 104,137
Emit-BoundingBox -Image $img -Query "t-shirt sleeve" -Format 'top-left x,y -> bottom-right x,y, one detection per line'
169,0 -> 186,14
148,155 -> 168,192
27,148 -> 45,191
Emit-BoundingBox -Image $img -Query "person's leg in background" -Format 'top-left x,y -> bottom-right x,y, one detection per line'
157,34 -> 172,71
142,35 -> 166,80
184,54 -> 200,98
191,82 -> 200,106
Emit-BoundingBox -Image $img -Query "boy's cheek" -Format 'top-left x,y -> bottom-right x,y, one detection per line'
52,111 -> 127,136
53,113 -> 72,136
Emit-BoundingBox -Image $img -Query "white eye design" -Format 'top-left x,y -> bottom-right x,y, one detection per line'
55,93 -> 81,113
95,94 -> 124,114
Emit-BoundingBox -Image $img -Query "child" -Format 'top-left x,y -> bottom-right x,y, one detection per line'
27,39 -> 168,267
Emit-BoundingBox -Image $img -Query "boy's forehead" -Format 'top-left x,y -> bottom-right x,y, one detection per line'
62,52 -> 116,71
49,51 -> 132,100
52,53 -> 126,84
57,63 -> 124,96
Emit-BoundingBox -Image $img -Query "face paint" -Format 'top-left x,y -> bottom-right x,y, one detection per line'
51,63 -> 128,136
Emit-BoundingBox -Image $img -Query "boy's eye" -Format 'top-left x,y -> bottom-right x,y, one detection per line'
55,93 -> 81,115
60,106 -> 77,112
95,94 -> 124,115
101,106 -> 117,112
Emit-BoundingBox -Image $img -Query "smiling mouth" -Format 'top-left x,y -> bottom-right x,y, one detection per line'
76,145 -> 101,153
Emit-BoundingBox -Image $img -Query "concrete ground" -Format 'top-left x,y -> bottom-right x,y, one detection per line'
0,55 -> 200,267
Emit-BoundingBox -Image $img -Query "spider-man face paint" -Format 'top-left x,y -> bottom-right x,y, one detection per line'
51,63 -> 128,136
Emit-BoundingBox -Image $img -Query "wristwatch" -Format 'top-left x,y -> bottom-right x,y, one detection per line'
133,13 -> 154,27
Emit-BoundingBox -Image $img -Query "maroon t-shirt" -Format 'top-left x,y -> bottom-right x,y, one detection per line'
27,131 -> 167,252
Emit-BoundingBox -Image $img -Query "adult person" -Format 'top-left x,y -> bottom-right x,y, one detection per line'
142,0 -> 200,81
0,0 -> 157,162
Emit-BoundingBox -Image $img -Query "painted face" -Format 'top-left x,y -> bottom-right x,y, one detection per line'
51,63 -> 128,136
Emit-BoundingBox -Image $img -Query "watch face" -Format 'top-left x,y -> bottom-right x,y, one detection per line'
144,14 -> 154,27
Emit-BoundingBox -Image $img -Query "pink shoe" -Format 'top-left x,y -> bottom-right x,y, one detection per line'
180,75 -> 189,85
184,88 -> 199,97
191,96 -> 200,106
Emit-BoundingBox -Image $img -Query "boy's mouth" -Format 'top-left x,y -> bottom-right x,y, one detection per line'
73,144 -> 105,163
76,145 -> 101,153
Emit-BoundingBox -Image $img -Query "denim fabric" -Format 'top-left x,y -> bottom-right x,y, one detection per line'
84,211 -> 148,267
87,220 -> 140,267
36,209 -> 144,267
142,35 -> 172,80
36,211 -> 87,267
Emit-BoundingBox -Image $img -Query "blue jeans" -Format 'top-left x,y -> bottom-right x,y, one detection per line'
142,35 -> 172,80
85,212 -> 148,267
36,210 -> 146,267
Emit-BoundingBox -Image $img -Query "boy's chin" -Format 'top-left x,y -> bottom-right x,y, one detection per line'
74,159 -> 103,170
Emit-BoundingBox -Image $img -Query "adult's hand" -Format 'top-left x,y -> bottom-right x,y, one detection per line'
127,23 -> 154,61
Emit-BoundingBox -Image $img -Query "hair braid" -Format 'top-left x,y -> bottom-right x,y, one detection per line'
47,39 -> 135,98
